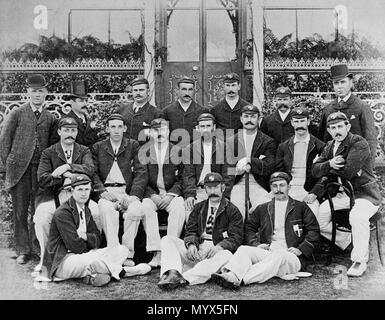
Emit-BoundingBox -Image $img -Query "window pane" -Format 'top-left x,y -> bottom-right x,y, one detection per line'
167,0 -> 200,9
205,0 -> 238,9
206,10 -> 238,62
167,10 -> 199,61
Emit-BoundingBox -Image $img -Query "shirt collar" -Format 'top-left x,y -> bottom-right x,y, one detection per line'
178,99 -> 192,111
30,103 -> 43,113
60,143 -> 74,153
293,133 -> 310,144
133,101 -> 147,111
76,203 -> 85,216
338,92 -> 351,103
225,96 -> 239,109
278,109 -> 290,120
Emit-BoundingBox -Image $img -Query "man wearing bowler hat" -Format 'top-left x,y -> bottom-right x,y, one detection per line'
0,74 -> 58,264
318,64 -> 377,164
163,77 -> 208,145
211,72 -> 249,134
313,112 -> 382,277
117,77 -> 163,143
33,117 -> 100,274
63,80 -> 99,148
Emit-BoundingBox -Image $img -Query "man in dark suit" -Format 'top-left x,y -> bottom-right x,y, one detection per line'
318,64 -> 377,164
33,117 -> 100,274
141,118 -> 186,267
92,114 -> 150,267
117,77 -> 163,143
163,77 -> 208,146
63,80 -> 99,147
228,105 -> 277,219
0,74 -> 58,264
210,73 -> 249,134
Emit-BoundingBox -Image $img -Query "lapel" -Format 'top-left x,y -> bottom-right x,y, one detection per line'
284,197 -> 295,221
72,143 -> 82,163
134,102 -> 150,117
307,135 -> 316,158
116,138 -> 128,158
105,139 -> 117,159
345,93 -> 355,106
26,103 -> 38,125
68,110 -> 86,132
69,197 -> 80,228
251,130 -> 264,156
38,107 -> 49,125
267,200 -> 275,230
335,133 -> 352,156
288,136 -> 295,157
55,143 -> 67,163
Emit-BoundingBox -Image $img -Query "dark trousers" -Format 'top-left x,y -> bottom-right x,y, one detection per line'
10,163 -> 39,255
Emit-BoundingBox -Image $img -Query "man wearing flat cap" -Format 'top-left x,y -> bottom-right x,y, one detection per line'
312,111 -> 382,277
33,116 -> 100,274
91,113 -> 149,268
227,105 -> 277,219
211,172 -> 320,290
0,74 -> 58,264
183,113 -> 232,217
275,106 -> 325,217
318,64 -> 377,165
157,172 -> 243,290
63,80 -> 99,147
163,77 -> 208,146
34,174 -> 151,287
211,72 -> 249,133
117,77 -> 163,143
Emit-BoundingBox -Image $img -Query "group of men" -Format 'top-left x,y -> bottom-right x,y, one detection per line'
0,63 -> 381,290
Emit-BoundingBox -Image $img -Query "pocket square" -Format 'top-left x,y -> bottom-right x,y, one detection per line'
350,115 -> 356,120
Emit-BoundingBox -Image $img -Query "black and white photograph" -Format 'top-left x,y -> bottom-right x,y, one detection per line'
1,0 -> 385,306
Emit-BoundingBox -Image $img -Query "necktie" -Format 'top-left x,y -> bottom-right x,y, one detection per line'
338,100 -> 345,109
79,209 -> 84,220
65,150 -> 72,161
206,207 -> 216,235
34,110 -> 41,119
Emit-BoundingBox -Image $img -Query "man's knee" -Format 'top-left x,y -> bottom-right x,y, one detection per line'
34,202 -> 55,225
124,200 -> 144,220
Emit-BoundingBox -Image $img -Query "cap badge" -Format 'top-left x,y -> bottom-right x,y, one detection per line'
209,175 -> 214,181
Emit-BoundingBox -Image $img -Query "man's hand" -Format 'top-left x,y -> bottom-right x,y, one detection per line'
151,194 -> 163,207
51,164 -> 70,178
205,245 -> 223,259
329,155 -> 345,170
303,193 -> 317,204
62,172 -> 74,179
77,230 -> 87,241
158,194 -> 174,210
287,247 -> 302,256
101,191 -> 118,202
236,157 -> 250,174
186,244 -> 201,262
257,243 -> 270,250
185,197 -> 195,211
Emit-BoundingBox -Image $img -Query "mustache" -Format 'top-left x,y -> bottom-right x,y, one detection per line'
274,192 -> 284,195
184,95 -> 192,98
65,137 -> 75,140
208,194 -> 220,198
335,134 -> 343,137
245,121 -> 254,125
295,127 -> 306,131
227,91 -> 236,94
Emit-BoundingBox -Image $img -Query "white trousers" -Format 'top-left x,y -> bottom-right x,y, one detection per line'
224,246 -> 301,284
160,235 -> 232,285
55,245 -> 128,281
289,185 -> 320,218
34,198 -> 101,265
142,196 -> 186,238
318,195 -> 379,263
98,198 -> 161,257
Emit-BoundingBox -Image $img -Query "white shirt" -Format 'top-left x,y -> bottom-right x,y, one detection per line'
76,204 -> 87,234
338,92 -> 351,103
242,129 -> 258,159
105,140 -> 125,185
225,96 -> 239,110
30,103 -> 43,113
291,134 -> 310,187
61,143 -> 74,164
133,101 -> 147,113
155,142 -> 169,195
198,141 -> 213,184
270,200 -> 288,250
278,109 -> 290,122
178,99 -> 192,112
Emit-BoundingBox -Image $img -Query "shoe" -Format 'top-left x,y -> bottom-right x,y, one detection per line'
82,274 -> 111,287
34,263 -> 42,273
16,254 -> 29,264
158,270 -> 188,290
34,275 -> 51,282
123,263 -> 152,277
347,262 -> 367,277
148,251 -> 161,268
123,258 -> 135,267
211,272 -> 241,290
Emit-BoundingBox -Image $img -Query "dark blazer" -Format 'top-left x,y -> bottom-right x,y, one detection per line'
163,100 -> 209,144
312,132 -> 382,206
317,94 -> 377,161
142,142 -> 183,198
275,134 -> 325,198
227,130 -> 277,191
0,102 -> 58,189
117,101 -> 164,142
184,197 -> 244,253
183,136 -> 232,199
211,97 -> 249,131
260,110 -> 295,144
36,142 -> 94,205
42,196 -> 101,279
91,137 -> 148,200
63,110 -> 99,147
244,197 -> 320,269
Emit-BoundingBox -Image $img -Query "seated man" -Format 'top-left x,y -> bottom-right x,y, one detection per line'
91,114 -> 154,267
33,117 -> 100,273
157,173 -> 243,290
34,174 -> 151,286
312,112 -> 382,277
141,118 -> 186,267
212,172 -> 320,289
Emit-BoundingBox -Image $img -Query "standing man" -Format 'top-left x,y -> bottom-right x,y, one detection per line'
260,87 -> 295,145
63,80 -> 99,147
275,106 -> 325,216
34,174 -> 151,287
163,77 -> 208,145
33,117 -> 100,273
117,77 -> 163,143
183,113 -> 231,215
228,105 -> 277,219
211,172 -> 320,289
157,173 -> 243,290
313,112 -> 382,277
92,114 -> 152,267
318,64 -> 377,163
0,74 -> 58,264
210,73 -> 249,134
